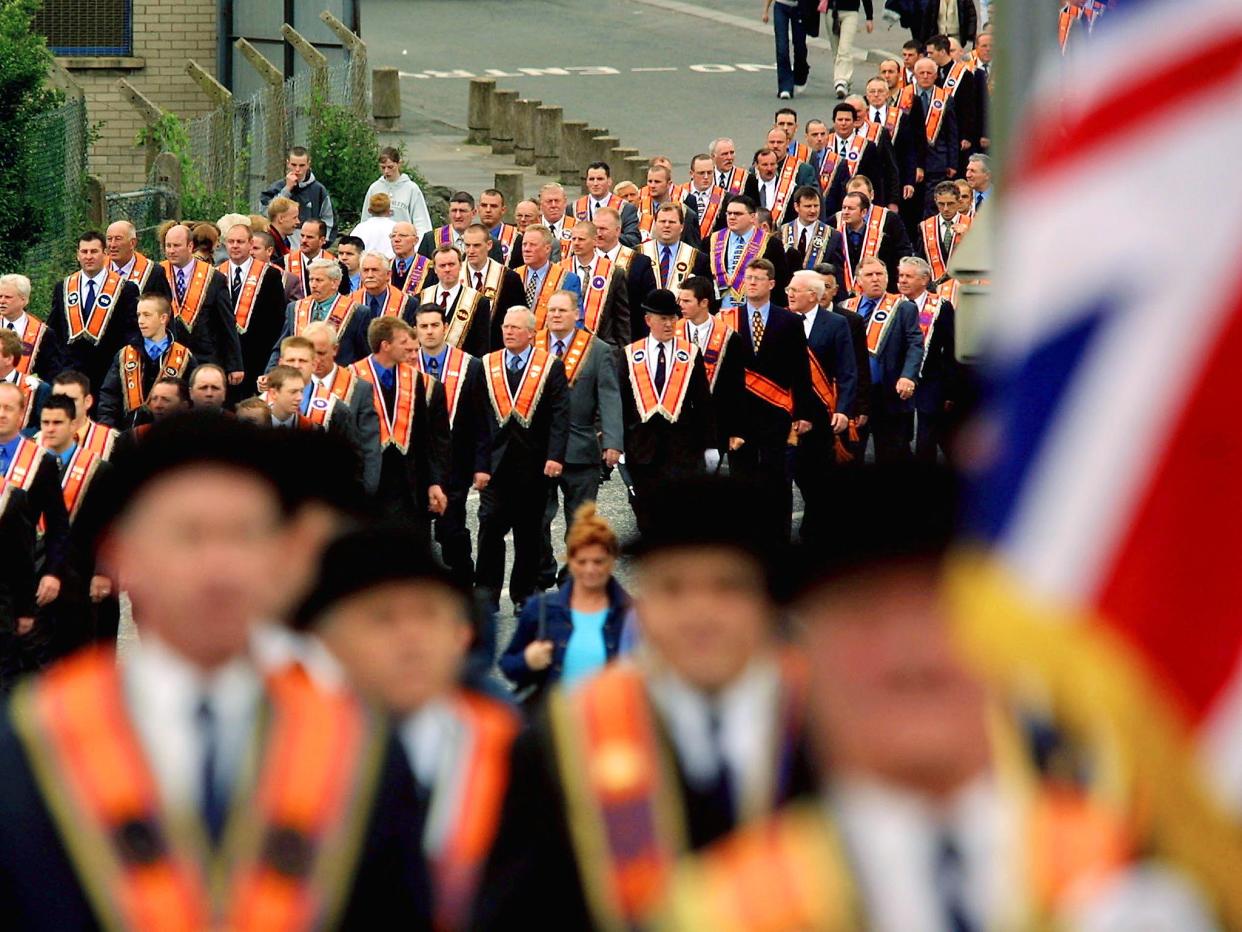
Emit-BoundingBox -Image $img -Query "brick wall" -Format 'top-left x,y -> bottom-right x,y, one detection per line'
62,0 -> 218,193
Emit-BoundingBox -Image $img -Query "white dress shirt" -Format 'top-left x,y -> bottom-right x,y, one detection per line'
313,364 -> 341,394
228,255 -> 252,286
79,269 -> 107,305
435,280 -> 462,309
122,632 -> 262,816
643,334 -> 675,385
399,699 -> 466,855
829,773 -> 1014,932
685,317 -> 713,350
647,656 -> 782,816
598,244 -> 623,264
756,177 -> 775,210
801,305 -> 818,338
2,312 -> 29,339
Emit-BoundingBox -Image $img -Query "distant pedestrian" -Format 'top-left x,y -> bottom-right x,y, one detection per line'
823,0 -> 875,98
260,145 -> 336,242
360,146 -> 433,240
350,192 -> 398,258
762,0 -> 809,99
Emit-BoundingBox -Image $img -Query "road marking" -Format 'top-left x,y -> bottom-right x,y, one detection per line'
624,0 -> 898,63
630,66 -> 677,72
400,63 -> 782,80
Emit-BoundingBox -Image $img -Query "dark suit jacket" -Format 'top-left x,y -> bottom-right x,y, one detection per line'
487,355 -> 570,475
806,306 -> 858,422
267,301 -> 375,371
914,296 -> 957,413
558,334 -> 623,465
309,374 -> 382,496
860,295 -> 924,413
743,164 -> 814,227
96,339 -> 198,429
644,241 -> 711,292
916,0 -> 976,45
734,303 -> 815,447
47,276 -> 140,399
940,62 -> 983,149
13,377 -> 50,431
420,286 -> 492,359
701,325 -> 751,448
474,686 -> 818,929
918,91 -> 960,177
468,264 -> 526,352
374,370 -> 452,512
0,687 -> 432,930
832,210 -> 914,288
833,305 -> 872,419
417,228 -> 505,264
0,489 -> 36,625
885,99 -> 928,189
230,264 -> 287,393
621,252 -> 658,342
143,263 -> 242,374
820,138 -> 891,216
782,224 -> 845,273
586,267 -> 630,348
17,322 -> 66,384
618,347 -> 715,469
443,354 -> 493,489
5,448 -> 70,581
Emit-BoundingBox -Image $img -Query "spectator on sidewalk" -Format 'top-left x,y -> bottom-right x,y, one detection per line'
823,0 -> 875,98
361,146 -> 433,240
260,145 -> 336,242
762,0 -> 809,100
350,192 -> 398,259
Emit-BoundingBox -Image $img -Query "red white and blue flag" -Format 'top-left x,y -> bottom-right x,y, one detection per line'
952,0 -> 1242,852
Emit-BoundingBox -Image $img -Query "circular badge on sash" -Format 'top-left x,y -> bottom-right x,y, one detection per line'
632,349 -> 646,363
457,307 -> 469,320
124,359 -> 138,371
67,291 -> 79,306
874,310 -> 889,323
591,275 -> 606,290
311,397 -> 330,411
98,293 -> 113,308
675,349 -> 690,363
848,150 -> 860,162
163,364 -> 178,377
676,262 -> 688,272
933,99 -> 944,111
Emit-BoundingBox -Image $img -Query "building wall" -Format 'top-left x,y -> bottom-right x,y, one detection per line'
60,0 -> 218,193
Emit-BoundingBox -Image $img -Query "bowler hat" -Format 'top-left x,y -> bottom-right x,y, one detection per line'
641,288 -> 681,317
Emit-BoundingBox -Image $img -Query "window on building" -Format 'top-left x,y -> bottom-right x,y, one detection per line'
34,0 -> 133,57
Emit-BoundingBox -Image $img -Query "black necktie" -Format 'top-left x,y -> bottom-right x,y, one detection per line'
941,221 -> 954,257
705,706 -> 736,829
369,292 -> 382,315
426,355 -> 439,377
798,227 -> 808,254
654,342 -> 667,395
506,355 -> 522,393
231,266 -> 242,304
718,171 -> 727,188
84,278 -> 97,315
935,831 -> 978,932
197,697 -> 227,845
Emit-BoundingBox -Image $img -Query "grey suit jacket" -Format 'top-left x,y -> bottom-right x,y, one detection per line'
559,333 -> 624,465
339,373 -> 382,494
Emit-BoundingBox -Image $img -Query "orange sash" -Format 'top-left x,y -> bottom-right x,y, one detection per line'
63,271 -> 125,344
484,347 -> 552,428
302,388 -> 340,428
159,259 -> 213,330
941,60 -> 971,100
837,207 -> 888,295
431,693 -> 521,931
921,214 -> 970,281
4,436 -> 44,490
572,193 -> 623,222
516,265 -> 569,324
293,295 -> 357,336
395,254 -> 432,295
624,337 -> 696,423
807,349 -> 854,463
844,293 -> 904,354
10,648 -> 385,932
560,257 -> 614,333
923,86 -> 952,145
535,329 -> 592,387
915,292 -> 944,377
683,317 -> 730,391
59,445 -> 100,520
768,157 -> 800,218
817,135 -> 869,192
720,166 -> 747,195
285,248 -> 334,290
1058,5 -> 1082,51
15,317 -> 47,376
636,193 -> 659,242
352,285 -> 406,319
492,223 -> 518,265
318,365 -> 357,404
640,241 -> 698,291
413,344 -> 470,427
420,284 -> 484,348
118,252 -> 154,289
353,356 -> 418,453
217,260 -> 269,333
745,370 -> 794,414
120,342 -> 192,413
789,141 -> 811,164
80,420 -> 118,461
690,186 -> 725,239
549,656 -> 809,929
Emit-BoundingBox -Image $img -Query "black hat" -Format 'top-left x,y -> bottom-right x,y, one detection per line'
98,412 -> 280,533
291,523 -> 469,631
624,474 -> 785,573
275,428 -> 370,520
641,288 -> 681,317
786,463 -> 959,601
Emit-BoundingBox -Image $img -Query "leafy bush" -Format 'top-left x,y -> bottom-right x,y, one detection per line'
136,112 -> 248,222
0,0 -> 67,273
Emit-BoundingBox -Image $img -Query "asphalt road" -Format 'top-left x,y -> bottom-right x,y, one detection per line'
361,0 -> 903,170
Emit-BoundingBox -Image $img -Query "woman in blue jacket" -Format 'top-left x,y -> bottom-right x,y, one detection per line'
500,503 -> 631,700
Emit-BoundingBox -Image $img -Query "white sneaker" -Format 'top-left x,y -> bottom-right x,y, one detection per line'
778,90 -> 792,99
835,82 -> 847,99
795,81 -> 808,92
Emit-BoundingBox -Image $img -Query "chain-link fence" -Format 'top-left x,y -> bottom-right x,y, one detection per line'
182,61 -> 361,212
105,186 -> 178,257
17,96 -> 89,317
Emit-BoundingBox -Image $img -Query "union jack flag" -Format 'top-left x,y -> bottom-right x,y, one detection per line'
950,0 -> 1242,912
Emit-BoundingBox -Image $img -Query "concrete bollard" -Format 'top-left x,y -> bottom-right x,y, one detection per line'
372,67 -> 401,131
513,99 -> 542,167
490,89 -> 518,155
592,135 -> 619,165
494,171 -> 524,221
560,120 -> 588,186
467,78 -> 495,144
610,148 -> 640,183
625,156 -> 651,188
533,105 -> 563,175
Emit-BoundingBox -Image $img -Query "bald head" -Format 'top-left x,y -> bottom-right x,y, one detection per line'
914,58 -> 939,88
106,220 -> 138,265
163,223 -> 194,266
390,221 -> 417,258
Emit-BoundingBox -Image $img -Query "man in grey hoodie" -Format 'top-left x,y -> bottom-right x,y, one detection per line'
259,146 -> 337,242
362,146 -> 433,240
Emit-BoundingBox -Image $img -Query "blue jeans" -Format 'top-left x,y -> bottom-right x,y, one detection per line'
773,3 -> 809,94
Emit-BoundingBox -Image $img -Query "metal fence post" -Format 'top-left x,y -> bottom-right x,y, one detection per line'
235,39 -> 287,180
320,10 -> 368,121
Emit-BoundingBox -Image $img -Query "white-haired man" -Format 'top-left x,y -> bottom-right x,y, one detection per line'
895,255 -> 958,464
0,274 -> 64,381
267,257 -> 373,370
